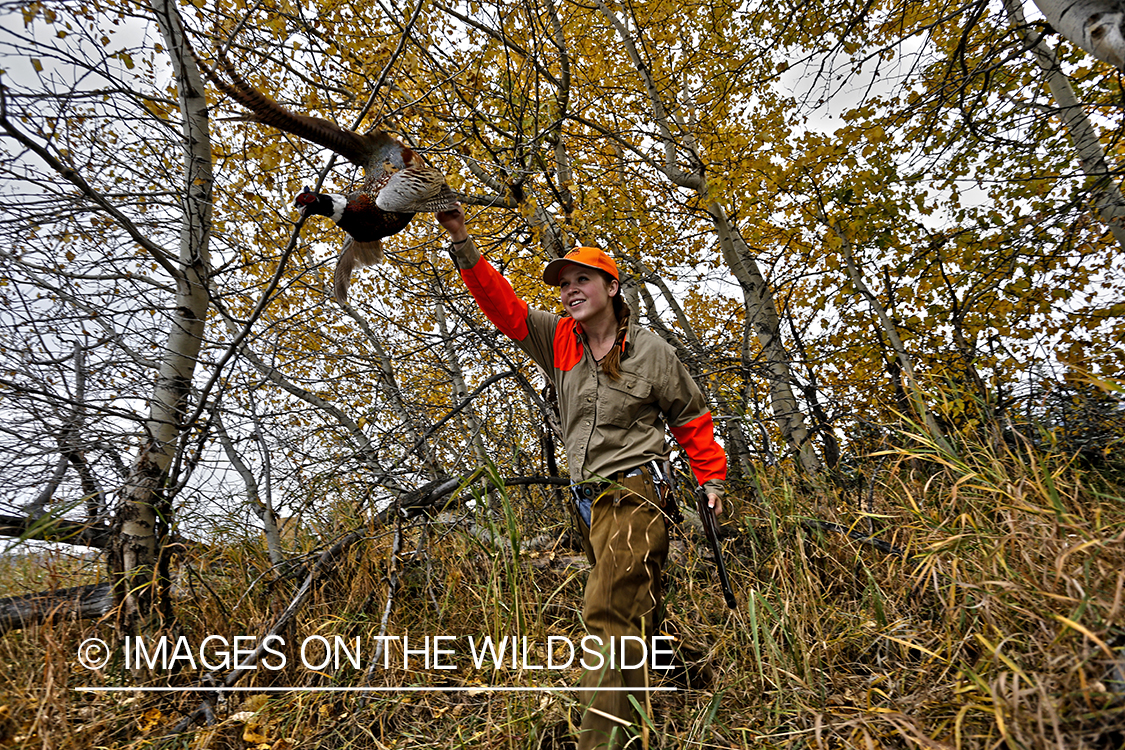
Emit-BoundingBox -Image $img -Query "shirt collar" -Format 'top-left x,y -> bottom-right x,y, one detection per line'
574,318 -> 632,359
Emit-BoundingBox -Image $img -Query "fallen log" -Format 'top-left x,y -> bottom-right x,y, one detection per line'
800,518 -> 908,558
0,514 -> 112,548
0,582 -> 113,634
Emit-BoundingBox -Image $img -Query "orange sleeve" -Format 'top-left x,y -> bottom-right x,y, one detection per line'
670,412 -> 727,488
460,259 -> 529,341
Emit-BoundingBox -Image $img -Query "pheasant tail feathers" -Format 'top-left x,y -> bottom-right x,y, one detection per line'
209,52 -> 373,167
333,238 -> 384,303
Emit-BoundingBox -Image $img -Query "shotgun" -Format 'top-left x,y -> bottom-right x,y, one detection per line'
696,487 -> 737,609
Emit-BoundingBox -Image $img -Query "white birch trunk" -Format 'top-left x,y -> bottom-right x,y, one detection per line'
114,0 -> 213,628
1031,0 -> 1125,70
1008,0 -> 1125,251
711,205 -> 824,475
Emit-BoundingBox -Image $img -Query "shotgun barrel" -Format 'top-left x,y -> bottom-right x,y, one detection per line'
695,487 -> 737,610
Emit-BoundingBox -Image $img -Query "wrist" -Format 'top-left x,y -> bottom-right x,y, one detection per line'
447,234 -> 480,270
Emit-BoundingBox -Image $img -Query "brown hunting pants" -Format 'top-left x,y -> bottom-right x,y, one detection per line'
576,470 -> 669,750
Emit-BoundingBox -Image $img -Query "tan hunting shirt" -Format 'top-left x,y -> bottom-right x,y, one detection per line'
452,237 -> 726,497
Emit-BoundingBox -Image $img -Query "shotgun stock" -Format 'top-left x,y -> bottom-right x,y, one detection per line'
696,487 -> 737,609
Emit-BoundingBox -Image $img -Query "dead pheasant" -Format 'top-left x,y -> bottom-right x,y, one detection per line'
197,51 -> 456,302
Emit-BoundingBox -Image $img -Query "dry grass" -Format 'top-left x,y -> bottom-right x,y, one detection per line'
2,432 -> 1123,749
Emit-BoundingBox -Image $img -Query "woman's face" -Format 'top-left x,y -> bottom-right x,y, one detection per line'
558,264 -> 618,326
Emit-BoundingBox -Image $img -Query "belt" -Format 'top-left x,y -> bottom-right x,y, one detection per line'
574,464 -> 660,500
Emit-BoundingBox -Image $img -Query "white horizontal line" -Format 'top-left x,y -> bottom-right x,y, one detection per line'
76,686 -> 677,693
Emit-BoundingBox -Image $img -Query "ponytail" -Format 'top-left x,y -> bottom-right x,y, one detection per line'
601,294 -> 630,381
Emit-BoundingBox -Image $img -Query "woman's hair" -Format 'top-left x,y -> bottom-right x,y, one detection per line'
601,276 -> 630,382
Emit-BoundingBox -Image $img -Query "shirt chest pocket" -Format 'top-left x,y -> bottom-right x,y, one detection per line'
600,376 -> 654,428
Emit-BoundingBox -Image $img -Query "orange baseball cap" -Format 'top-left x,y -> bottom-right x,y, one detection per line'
542,246 -> 619,286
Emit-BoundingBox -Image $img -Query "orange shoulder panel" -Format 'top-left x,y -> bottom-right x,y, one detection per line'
553,318 -> 582,372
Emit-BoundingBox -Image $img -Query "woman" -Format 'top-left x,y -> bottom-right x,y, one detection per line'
436,206 -> 726,750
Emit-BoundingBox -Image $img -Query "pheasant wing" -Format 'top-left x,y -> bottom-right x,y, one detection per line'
375,166 -> 457,213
